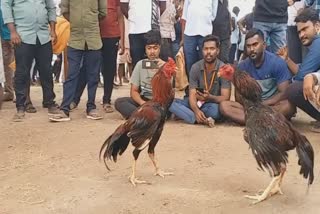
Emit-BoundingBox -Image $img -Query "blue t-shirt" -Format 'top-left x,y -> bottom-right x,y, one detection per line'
238,51 -> 292,100
295,36 -> 320,81
0,0 -> 10,41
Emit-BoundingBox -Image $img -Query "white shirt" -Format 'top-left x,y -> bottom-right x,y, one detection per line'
230,12 -> 239,44
287,1 -> 304,26
121,0 -> 167,34
182,0 -> 219,36
160,0 -> 176,40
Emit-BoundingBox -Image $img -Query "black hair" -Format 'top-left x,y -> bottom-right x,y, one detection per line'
294,8 -> 319,24
144,30 -> 162,46
202,34 -> 220,48
233,6 -> 240,14
245,28 -> 265,41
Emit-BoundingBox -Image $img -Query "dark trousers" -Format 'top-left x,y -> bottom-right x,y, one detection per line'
101,37 -> 119,104
160,38 -> 174,61
129,33 -> 146,69
52,54 -> 63,82
60,47 -> 101,114
219,38 -> 231,63
115,97 -> 149,119
228,43 -> 237,63
14,39 -> 55,111
287,81 -> 320,121
287,26 -> 303,64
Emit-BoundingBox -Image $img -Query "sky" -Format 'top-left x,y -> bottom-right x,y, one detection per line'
229,0 -> 255,18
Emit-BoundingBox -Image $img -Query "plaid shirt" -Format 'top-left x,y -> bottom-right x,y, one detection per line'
305,0 -> 320,15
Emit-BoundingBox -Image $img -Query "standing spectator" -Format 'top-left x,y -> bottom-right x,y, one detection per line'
0,1 -> 14,102
159,0 -> 176,61
229,6 -> 240,64
49,0 -> 106,122
120,0 -> 166,69
287,1 -> 305,64
181,0 -> 219,75
253,0 -> 299,53
2,0 -> 59,122
172,0 -> 184,57
212,0 -> 231,63
237,7 -> 254,34
100,0 -> 125,113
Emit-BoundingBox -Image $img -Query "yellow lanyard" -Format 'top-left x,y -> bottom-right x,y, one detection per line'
203,65 -> 217,92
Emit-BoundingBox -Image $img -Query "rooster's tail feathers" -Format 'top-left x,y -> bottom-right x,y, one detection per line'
99,125 -> 130,170
295,134 -> 314,185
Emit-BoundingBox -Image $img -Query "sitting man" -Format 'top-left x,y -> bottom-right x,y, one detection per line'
114,30 -> 165,119
220,28 -> 296,125
277,8 -> 320,132
169,35 -> 231,127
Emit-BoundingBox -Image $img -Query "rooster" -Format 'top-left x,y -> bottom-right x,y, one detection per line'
219,65 -> 314,204
99,58 -> 176,186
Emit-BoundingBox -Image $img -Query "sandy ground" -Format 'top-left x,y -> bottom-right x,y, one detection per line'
0,84 -> 319,214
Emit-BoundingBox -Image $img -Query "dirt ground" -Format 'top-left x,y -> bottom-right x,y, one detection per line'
0,84 -> 319,214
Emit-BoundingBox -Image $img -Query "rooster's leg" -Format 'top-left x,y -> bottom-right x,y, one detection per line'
128,149 -> 148,187
148,153 -> 174,178
269,166 -> 286,195
244,175 -> 281,204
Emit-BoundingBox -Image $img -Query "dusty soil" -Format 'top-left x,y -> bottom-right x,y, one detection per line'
0,84 -> 319,214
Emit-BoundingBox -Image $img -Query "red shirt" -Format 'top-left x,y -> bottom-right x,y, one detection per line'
100,0 -> 121,38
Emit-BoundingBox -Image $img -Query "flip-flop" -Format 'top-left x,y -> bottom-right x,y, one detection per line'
103,104 -> 114,113
25,103 -> 37,113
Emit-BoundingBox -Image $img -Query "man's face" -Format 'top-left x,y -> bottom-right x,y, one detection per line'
297,21 -> 319,46
245,35 -> 265,61
202,41 -> 219,64
145,44 -> 160,60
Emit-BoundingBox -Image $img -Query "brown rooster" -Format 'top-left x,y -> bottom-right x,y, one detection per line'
219,65 -> 314,204
99,58 -> 176,186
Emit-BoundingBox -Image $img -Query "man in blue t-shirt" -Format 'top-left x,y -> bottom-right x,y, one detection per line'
220,28 -> 296,125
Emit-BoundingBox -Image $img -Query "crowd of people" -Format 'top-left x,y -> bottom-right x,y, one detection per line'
0,0 -> 319,133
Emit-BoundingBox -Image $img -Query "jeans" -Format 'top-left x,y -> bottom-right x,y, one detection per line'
169,97 -> 221,124
101,37 -> 119,104
14,39 -> 56,111
287,81 -> 320,121
253,21 -> 287,54
60,47 -> 101,114
114,96 -> 149,119
129,33 -> 146,69
229,43 -> 237,63
183,35 -> 204,76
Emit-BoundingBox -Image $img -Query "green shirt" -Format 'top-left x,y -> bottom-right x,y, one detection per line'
60,0 -> 107,50
1,0 -> 56,45
130,60 -> 158,100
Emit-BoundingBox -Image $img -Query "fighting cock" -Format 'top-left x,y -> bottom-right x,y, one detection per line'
99,58 -> 176,186
219,65 -> 314,204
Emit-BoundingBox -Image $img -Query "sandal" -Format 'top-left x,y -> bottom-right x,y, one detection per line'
103,103 -> 114,113
25,103 -> 37,113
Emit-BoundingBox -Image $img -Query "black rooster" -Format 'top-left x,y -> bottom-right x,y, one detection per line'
219,65 -> 314,204
99,58 -> 176,186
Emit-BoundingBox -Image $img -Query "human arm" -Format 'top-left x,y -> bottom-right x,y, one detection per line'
98,0 -> 107,19
180,0 -> 189,46
277,46 -> 299,75
117,3 -> 125,55
130,62 -> 145,105
45,0 -> 57,44
303,72 -> 320,102
189,88 -> 207,123
237,15 -> 247,34
1,0 -> 21,45
60,0 -> 70,21
263,81 -> 291,106
130,84 -> 146,106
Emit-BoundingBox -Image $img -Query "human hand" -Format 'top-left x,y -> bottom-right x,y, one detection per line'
10,30 -> 22,46
194,109 -> 207,124
125,48 -> 132,63
277,46 -> 288,61
303,74 -> 316,101
51,30 -> 57,45
197,90 -> 211,101
118,41 -> 125,55
287,0 -> 294,6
